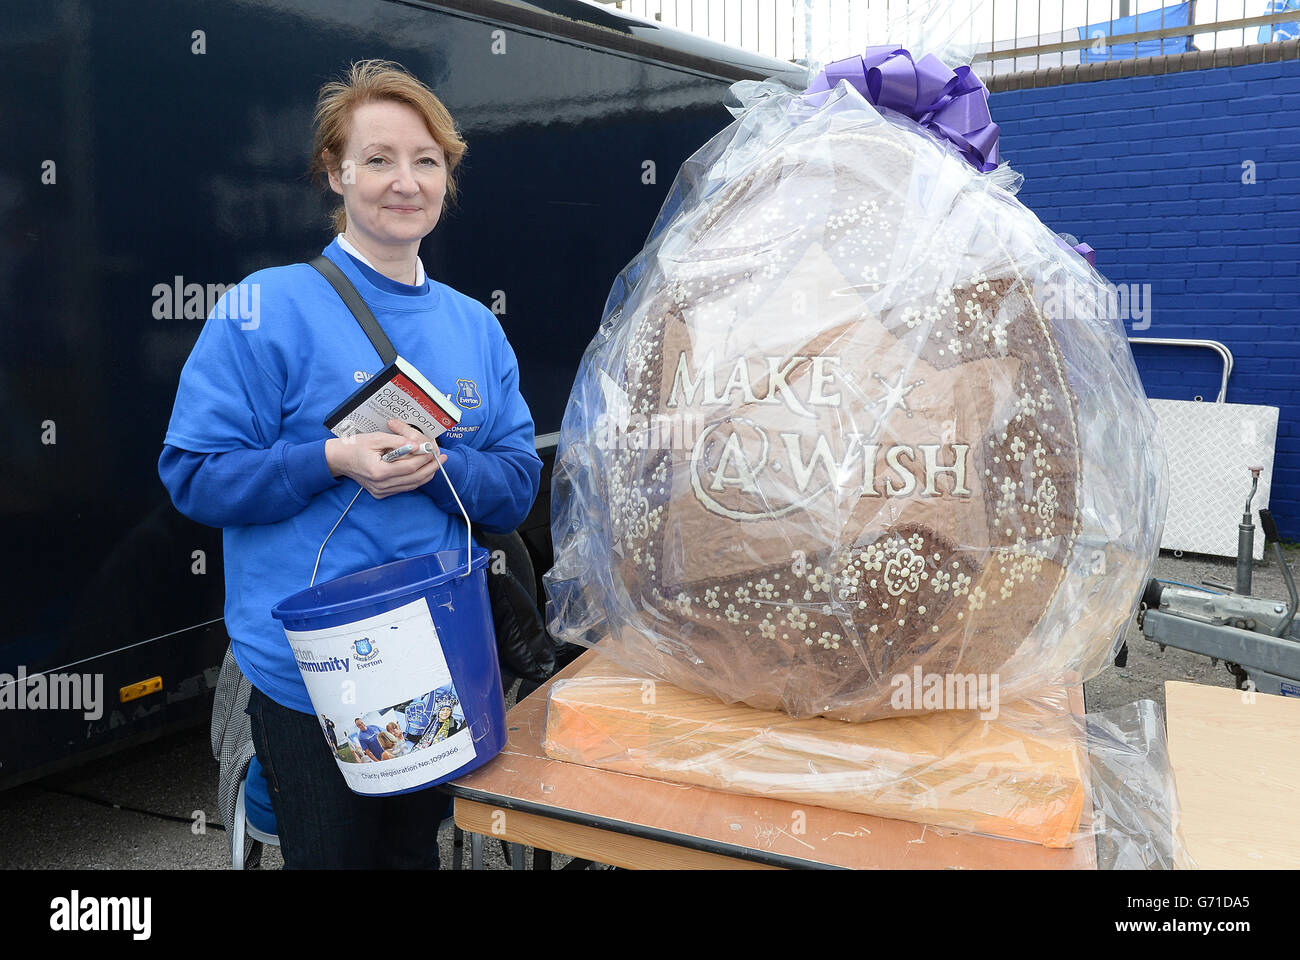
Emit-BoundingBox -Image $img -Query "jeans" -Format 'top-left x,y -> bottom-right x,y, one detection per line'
246,684 -> 450,869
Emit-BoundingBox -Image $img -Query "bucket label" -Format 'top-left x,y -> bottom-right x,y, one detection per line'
286,596 -> 476,795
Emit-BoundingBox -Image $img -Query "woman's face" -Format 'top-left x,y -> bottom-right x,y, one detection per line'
328,99 -> 447,249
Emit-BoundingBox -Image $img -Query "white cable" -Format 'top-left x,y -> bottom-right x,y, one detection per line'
310,439 -> 473,587
0,617 -> 227,690
311,485 -> 365,587
433,439 -> 474,578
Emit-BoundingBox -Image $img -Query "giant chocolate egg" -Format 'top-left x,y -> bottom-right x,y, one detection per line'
548,83 -> 1163,720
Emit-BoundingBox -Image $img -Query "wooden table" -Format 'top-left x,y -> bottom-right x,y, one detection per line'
448,651 -> 1097,869
1165,680 -> 1300,869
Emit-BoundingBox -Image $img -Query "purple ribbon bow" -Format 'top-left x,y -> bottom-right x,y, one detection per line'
1054,236 -> 1097,266
804,46 -> 1001,173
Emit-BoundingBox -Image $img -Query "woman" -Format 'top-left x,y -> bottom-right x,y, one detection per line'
385,721 -> 410,752
159,60 -> 541,869
429,704 -> 465,744
377,732 -> 404,762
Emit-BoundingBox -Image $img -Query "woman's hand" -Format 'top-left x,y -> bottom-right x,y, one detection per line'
324,419 -> 448,499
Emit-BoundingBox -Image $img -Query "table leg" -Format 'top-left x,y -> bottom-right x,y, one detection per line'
510,842 -> 526,870
471,831 -> 483,871
534,848 -> 552,871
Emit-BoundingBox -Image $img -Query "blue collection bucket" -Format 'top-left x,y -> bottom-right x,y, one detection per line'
272,546 -> 506,797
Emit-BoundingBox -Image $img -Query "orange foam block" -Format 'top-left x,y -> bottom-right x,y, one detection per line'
544,656 -> 1087,847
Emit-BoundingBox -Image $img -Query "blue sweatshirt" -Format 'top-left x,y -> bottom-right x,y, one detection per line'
357,724 -> 385,762
159,239 -> 541,713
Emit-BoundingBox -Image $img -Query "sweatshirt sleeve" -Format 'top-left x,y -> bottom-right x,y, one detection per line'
421,325 -> 542,535
158,439 -> 341,528
158,276 -> 340,526
161,277 -> 287,454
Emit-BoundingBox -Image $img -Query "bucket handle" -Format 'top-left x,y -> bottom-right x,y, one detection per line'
432,439 -> 474,580
310,438 -> 474,587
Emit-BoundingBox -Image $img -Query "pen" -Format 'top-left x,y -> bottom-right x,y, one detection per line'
381,441 -> 436,463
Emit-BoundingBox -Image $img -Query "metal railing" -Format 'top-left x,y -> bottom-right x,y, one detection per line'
590,0 -> 1299,76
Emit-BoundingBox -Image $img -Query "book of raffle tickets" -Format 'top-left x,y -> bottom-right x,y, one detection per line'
324,356 -> 461,441
543,47 -> 1177,848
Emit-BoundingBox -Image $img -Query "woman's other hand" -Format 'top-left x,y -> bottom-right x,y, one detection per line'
324,419 -> 447,499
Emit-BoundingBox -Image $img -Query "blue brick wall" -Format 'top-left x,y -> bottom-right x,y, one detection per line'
992,60 -> 1300,538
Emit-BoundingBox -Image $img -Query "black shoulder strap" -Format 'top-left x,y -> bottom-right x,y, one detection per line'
309,255 -> 397,366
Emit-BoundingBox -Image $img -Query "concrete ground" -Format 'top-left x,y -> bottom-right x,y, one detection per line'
0,684 -> 534,871
1,547 -> 1293,870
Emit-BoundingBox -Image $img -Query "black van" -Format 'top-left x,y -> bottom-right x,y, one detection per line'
0,0 -> 802,789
